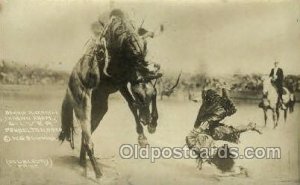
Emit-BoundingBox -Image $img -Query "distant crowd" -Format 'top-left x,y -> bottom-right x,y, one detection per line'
0,60 -> 299,95
0,60 -> 68,85
158,73 -> 300,97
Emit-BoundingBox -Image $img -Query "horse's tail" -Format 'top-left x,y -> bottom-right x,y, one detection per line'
58,92 -> 75,149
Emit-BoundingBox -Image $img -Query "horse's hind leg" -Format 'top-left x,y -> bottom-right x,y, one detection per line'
90,88 -> 109,133
289,103 -> 293,113
263,109 -> 267,127
196,158 -> 203,170
276,106 -> 280,120
79,132 -> 86,166
284,109 -> 287,122
75,96 -> 102,178
79,88 -> 108,178
79,133 -> 87,177
82,119 -> 102,178
272,110 -> 278,129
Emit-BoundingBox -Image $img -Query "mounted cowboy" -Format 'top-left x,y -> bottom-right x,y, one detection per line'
102,9 -> 162,83
269,60 -> 286,109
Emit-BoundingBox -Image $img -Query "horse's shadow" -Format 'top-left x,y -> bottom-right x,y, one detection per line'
52,155 -> 85,174
52,155 -> 118,183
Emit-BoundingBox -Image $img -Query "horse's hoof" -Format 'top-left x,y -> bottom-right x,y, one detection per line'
96,173 -> 102,179
147,125 -> 156,134
83,167 -> 88,177
238,166 -> 249,177
94,167 -> 103,179
139,141 -> 149,148
197,163 -> 203,170
138,135 -> 149,147
138,139 -> 149,148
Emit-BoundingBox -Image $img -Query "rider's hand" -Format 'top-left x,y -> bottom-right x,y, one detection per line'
271,77 -> 276,82
200,121 -> 209,130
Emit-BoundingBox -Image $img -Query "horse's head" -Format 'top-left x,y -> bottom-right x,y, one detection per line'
131,80 -> 159,134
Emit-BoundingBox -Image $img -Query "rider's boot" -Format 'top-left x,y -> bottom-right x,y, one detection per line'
279,96 -> 287,110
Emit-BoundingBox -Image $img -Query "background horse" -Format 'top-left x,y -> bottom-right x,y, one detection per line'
260,76 -> 293,128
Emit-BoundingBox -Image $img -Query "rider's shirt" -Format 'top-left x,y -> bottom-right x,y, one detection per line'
272,67 -> 278,79
270,67 -> 284,83
269,67 -> 284,97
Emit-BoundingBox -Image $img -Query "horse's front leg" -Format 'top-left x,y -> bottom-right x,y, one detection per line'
196,157 -> 203,170
148,91 -> 158,134
120,87 -> 148,147
272,109 -> 278,129
263,109 -> 267,127
276,106 -> 280,120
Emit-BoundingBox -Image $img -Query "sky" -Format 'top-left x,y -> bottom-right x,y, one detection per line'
0,0 -> 300,75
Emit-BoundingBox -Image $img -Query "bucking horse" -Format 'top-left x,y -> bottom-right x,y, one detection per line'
58,30 -> 163,178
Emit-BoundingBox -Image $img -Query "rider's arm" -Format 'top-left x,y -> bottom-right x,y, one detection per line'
100,38 -> 111,77
141,31 -> 155,40
278,68 -> 284,82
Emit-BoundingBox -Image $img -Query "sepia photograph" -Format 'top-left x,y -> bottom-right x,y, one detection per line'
0,0 -> 299,184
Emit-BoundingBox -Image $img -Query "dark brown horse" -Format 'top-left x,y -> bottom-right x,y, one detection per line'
59,40 -> 161,179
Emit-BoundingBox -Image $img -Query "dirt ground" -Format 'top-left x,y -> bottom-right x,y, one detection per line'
0,85 -> 299,185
